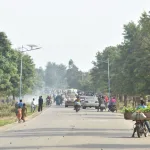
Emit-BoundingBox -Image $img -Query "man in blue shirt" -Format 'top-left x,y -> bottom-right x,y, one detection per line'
137,100 -> 147,109
18,100 -> 23,108
137,100 -> 150,132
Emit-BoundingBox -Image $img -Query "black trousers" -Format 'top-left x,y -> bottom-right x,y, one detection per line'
38,104 -> 43,112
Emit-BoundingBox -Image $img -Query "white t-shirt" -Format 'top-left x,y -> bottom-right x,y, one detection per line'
31,100 -> 35,106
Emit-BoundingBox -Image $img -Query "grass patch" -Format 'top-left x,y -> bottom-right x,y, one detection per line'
0,102 -> 46,127
0,103 -> 15,117
0,118 -> 16,127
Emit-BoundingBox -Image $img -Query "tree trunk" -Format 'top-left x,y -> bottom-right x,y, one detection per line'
119,95 -> 123,102
132,97 -> 135,107
124,95 -> 127,107
12,94 -> 15,100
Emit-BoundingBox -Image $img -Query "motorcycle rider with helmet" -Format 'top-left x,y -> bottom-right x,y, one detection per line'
74,96 -> 81,110
108,97 -> 116,111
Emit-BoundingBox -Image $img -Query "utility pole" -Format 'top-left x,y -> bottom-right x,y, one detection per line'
98,58 -> 111,100
19,45 -> 41,100
107,58 -> 111,101
19,46 -> 23,99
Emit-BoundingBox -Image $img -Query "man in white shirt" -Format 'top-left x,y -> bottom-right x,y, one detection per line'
31,98 -> 36,112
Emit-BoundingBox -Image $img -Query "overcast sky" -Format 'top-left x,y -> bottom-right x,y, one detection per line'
0,0 -> 150,71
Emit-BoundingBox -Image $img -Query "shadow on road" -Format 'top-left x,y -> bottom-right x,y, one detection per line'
85,117 -> 123,119
62,113 -> 119,116
0,144 -> 150,149
7,127 -> 131,132
0,127 -> 132,138
0,132 -> 131,138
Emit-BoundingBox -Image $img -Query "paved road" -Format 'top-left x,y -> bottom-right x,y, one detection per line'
0,106 -> 150,150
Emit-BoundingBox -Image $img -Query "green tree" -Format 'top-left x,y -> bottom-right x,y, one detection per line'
45,62 -> 67,88
79,72 -> 94,92
66,60 -> 82,89
0,32 -> 37,99
90,11 -> 150,103
0,32 -> 19,97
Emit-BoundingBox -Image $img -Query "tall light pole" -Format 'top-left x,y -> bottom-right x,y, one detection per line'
107,58 -> 110,101
99,58 -> 110,100
97,49 -> 111,100
18,45 -> 41,100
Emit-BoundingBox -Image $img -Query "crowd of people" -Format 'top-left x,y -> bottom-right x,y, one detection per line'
14,90 -> 117,123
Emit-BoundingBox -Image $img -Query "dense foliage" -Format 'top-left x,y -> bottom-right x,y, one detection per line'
1,11 -> 150,100
123,106 -> 150,113
0,32 -> 36,99
90,12 -> 150,97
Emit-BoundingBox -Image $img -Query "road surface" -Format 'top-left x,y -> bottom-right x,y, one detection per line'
0,106 -> 150,150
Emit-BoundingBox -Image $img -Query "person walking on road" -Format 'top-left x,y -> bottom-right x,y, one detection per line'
38,96 -> 43,112
17,106 -> 22,123
18,99 -> 23,108
31,98 -> 36,112
22,103 -> 27,122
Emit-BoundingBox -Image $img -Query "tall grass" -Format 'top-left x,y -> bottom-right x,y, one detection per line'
0,103 -> 15,117
0,103 -> 46,118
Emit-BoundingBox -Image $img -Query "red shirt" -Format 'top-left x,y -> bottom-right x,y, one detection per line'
105,96 -> 108,102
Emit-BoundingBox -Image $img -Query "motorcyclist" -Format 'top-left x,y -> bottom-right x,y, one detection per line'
108,97 -> 116,111
97,95 -> 105,111
46,96 -> 50,106
136,100 -> 150,132
74,96 -> 81,110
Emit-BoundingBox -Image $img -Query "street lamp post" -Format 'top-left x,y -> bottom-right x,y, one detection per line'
107,58 -> 111,101
19,45 -> 41,100
99,58 -> 111,101
20,47 -> 23,100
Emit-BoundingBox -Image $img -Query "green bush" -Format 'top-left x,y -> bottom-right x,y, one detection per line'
0,103 -> 15,117
122,106 -> 150,113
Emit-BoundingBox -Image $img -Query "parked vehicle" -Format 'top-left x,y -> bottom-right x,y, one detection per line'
80,96 -> 87,106
97,104 -> 106,112
132,120 -> 148,138
82,96 -> 99,109
65,94 -> 76,107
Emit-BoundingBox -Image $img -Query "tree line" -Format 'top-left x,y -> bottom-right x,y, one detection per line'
1,11 -> 150,102
0,32 -> 35,99
35,59 -> 93,91
0,31 -> 91,100
91,12 -> 150,104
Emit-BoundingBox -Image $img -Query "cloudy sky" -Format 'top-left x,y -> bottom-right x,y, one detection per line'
0,0 -> 150,71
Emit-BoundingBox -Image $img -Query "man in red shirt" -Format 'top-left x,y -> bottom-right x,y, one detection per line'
104,95 -> 109,108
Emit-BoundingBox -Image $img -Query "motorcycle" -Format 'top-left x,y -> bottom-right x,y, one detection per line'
46,99 -> 50,106
74,102 -> 81,112
97,104 -> 106,112
49,99 -> 52,106
108,104 -> 117,112
132,120 -> 148,138
46,98 -> 52,107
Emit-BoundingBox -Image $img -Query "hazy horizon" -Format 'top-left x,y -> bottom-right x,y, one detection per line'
0,0 -> 150,71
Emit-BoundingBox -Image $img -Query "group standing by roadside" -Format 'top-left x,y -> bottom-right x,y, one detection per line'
15,96 -> 45,123
31,96 -> 44,112
15,100 -> 27,123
